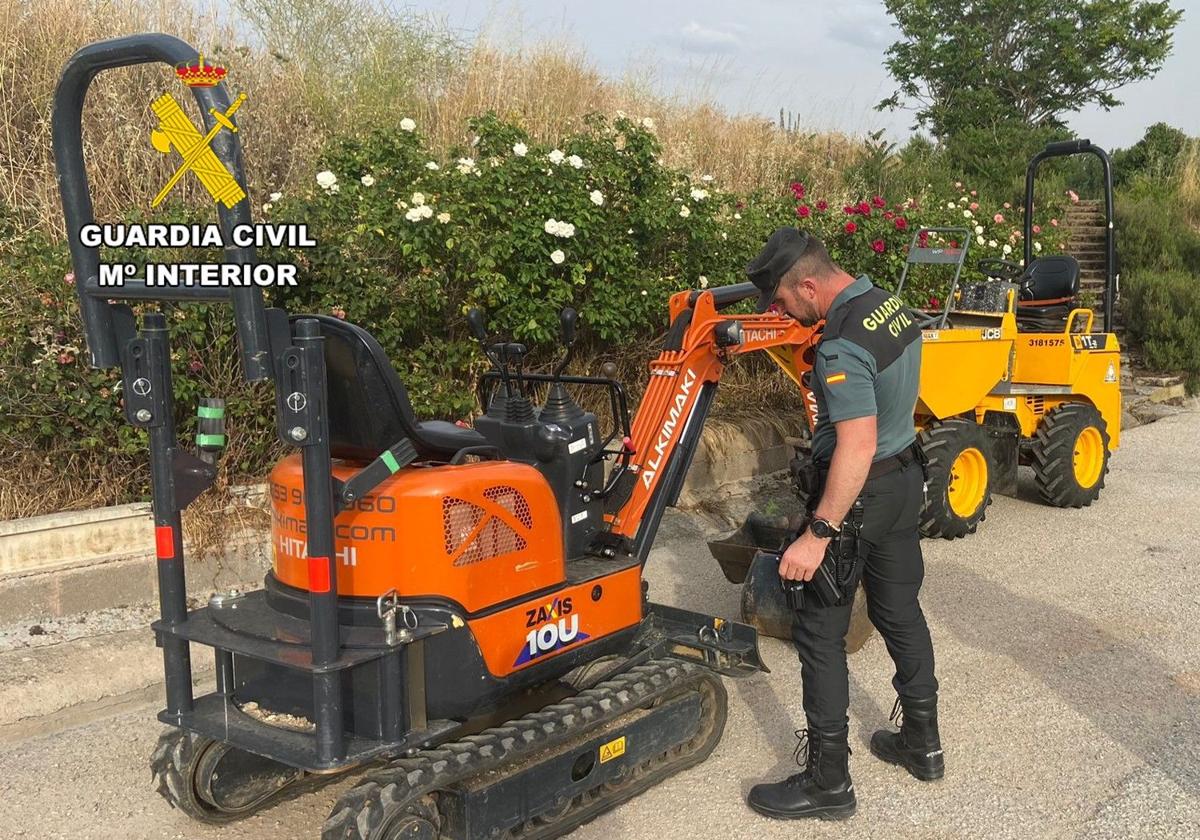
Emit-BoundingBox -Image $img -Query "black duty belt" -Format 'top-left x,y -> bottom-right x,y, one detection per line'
817,441 -> 923,483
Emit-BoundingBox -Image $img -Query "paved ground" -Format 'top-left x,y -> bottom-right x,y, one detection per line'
1,410 -> 1198,839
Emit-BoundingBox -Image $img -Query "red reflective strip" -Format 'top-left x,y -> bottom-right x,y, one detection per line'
307,556 -> 331,593
155,525 -> 175,560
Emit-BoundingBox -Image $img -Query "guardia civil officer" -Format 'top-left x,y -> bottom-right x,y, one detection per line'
744,228 -> 944,821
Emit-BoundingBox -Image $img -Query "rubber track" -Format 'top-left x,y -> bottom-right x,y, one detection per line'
322,658 -> 727,840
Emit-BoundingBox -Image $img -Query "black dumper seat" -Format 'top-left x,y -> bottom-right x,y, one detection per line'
1015,255 -> 1080,332
294,315 -> 486,462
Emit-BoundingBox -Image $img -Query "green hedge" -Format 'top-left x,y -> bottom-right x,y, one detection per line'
0,112 -> 1065,508
1124,270 -> 1200,393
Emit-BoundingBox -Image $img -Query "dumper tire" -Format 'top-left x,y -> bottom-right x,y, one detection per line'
1031,403 -> 1110,508
918,420 -> 993,540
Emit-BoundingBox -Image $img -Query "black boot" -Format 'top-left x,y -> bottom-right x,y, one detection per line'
870,695 -> 945,781
746,726 -> 856,820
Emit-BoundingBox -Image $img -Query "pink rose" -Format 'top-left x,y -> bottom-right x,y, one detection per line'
994,213 -> 1004,223
1032,224 -> 1042,234
969,202 -> 979,211
1050,218 -> 1059,227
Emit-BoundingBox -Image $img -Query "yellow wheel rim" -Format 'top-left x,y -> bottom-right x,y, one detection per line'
1073,426 -> 1105,489
947,447 -> 988,518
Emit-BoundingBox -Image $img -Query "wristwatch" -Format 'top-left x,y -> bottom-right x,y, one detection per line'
809,517 -> 841,539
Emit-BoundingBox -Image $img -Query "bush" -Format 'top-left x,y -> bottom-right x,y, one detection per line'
1114,191 -> 1200,276
1124,271 -> 1200,393
0,108 -> 1066,515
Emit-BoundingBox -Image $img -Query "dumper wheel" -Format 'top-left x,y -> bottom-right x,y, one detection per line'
150,728 -> 304,824
918,420 -> 993,539
1031,403 -> 1110,508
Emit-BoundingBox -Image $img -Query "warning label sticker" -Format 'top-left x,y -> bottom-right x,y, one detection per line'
599,736 -> 626,763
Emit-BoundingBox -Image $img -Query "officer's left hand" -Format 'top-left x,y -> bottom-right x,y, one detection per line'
778,532 -> 829,582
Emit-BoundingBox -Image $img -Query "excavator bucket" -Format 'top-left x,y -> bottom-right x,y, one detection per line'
708,511 -> 875,652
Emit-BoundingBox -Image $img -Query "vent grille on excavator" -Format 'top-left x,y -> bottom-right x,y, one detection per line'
442,486 -> 530,566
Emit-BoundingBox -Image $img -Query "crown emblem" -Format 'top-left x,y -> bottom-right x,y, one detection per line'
175,54 -> 227,87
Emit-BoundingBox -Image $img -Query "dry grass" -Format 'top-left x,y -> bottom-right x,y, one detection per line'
1,0 -> 862,235
1174,138 -> 1200,228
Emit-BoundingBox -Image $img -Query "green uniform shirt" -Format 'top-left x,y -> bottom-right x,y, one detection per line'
811,276 -> 922,465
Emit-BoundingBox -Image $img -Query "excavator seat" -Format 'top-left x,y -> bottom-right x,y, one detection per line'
294,315 -> 486,462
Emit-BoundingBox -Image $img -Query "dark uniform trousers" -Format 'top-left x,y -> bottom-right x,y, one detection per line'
791,459 -> 939,731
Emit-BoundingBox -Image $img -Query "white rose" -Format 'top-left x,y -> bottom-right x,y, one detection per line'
988,239 -> 998,248
1034,241 -> 1042,252
489,157 -> 501,168
399,117 -> 416,132
679,205 -> 691,218
974,224 -> 984,235
690,188 -> 709,201
548,149 -> 565,165
361,174 -> 376,187
550,249 -> 565,265
412,192 -> 426,206
316,170 -> 337,189
1002,243 -> 1012,255
589,190 -> 604,206
959,196 -> 968,204
946,202 -> 956,210
557,221 -> 575,238
544,218 -> 559,234
395,199 -> 408,209
456,157 -> 476,174
976,235 -> 985,245
437,212 -> 451,224
419,205 -> 433,219
425,161 -> 440,171
640,289 -> 648,296
568,154 -> 583,169
269,191 -> 282,202
262,203 -> 272,213
733,212 -> 741,220
404,207 -> 424,222
701,174 -> 713,182
329,183 -> 339,194
512,142 -> 528,157
641,117 -> 656,130
699,275 -> 709,288
963,209 -> 973,218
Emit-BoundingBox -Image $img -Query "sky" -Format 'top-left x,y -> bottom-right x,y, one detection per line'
405,0 -> 1199,150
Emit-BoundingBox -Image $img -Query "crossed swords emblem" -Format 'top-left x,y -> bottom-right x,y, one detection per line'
149,91 -> 248,209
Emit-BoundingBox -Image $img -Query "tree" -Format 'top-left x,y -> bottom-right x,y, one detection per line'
878,0 -> 1183,141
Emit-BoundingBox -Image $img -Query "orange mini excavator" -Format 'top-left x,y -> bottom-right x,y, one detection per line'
54,34 -> 839,840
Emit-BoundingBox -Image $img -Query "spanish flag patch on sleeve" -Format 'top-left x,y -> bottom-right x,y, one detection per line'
825,372 -> 847,385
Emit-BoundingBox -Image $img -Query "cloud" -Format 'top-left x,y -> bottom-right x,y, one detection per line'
679,20 -> 741,54
827,3 -> 895,52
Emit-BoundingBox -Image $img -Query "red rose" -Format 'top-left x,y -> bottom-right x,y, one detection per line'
843,205 -> 856,215
857,200 -> 871,215
883,210 -> 895,220
872,195 -> 886,208
929,296 -> 940,308
949,240 -> 959,248
815,199 -> 828,211
790,182 -> 806,199
844,221 -> 858,234
871,239 -> 885,253
894,217 -> 908,230
796,204 -> 811,218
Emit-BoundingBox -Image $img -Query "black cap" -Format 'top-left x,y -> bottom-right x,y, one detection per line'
746,228 -> 810,312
